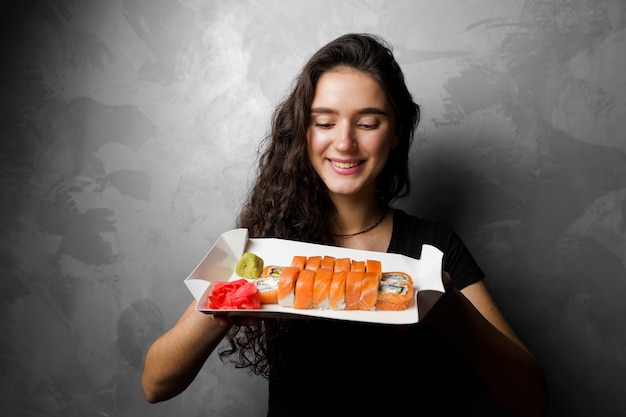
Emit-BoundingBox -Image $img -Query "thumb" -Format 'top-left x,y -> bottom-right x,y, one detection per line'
418,271 -> 455,325
441,271 -> 454,292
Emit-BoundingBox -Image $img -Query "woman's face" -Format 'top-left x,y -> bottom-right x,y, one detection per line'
306,67 -> 396,201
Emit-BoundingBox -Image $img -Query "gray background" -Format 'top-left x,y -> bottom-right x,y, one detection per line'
1,1 -> 625,416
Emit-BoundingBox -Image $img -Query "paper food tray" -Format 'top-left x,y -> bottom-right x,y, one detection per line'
185,228 -> 445,324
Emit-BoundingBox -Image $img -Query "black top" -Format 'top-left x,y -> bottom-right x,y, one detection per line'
388,209 -> 484,290
266,209 -> 513,416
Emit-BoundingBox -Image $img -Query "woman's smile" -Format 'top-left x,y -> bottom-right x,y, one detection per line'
329,158 -> 363,171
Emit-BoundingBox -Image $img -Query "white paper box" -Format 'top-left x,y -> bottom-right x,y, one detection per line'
185,228 -> 445,324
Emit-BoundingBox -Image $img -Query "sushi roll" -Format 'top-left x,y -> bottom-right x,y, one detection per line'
294,268 -> 315,309
365,259 -> 382,276
344,271 -> 364,310
277,266 -> 301,308
305,256 -> 322,271
320,255 -> 335,271
350,260 -> 366,273
269,255 -> 414,311
360,259 -> 382,310
375,271 -> 414,311
329,270 -> 347,310
312,268 -> 333,309
358,271 -> 381,311
262,265 -> 284,278
254,276 -> 280,304
291,256 -> 307,269
334,258 -> 351,272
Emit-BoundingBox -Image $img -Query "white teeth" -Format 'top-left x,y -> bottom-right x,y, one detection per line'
333,160 -> 360,169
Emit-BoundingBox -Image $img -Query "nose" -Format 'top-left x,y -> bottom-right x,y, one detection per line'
335,121 -> 356,151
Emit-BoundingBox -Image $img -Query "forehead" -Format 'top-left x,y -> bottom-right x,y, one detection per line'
311,68 -> 390,111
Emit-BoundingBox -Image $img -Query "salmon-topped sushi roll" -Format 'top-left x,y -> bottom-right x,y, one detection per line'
362,259 -> 383,310
365,259 -> 382,276
262,265 -> 284,278
350,260 -> 366,273
334,258 -> 351,273
277,266 -> 301,307
345,271 -> 364,310
305,256 -> 322,271
375,271 -> 414,311
254,276 -> 280,304
320,255 -> 335,271
359,271 -> 381,311
294,268 -> 315,309
291,256 -> 306,269
329,270 -> 347,310
312,268 -> 333,309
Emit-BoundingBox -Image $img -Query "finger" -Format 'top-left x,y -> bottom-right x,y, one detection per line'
228,313 -> 260,326
442,271 -> 454,292
212,312 -> 232,327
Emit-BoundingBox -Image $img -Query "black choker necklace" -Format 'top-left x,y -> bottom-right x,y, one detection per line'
332,210 -> 387,238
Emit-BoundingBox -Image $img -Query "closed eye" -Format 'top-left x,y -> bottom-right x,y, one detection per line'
313,122 -> 334,129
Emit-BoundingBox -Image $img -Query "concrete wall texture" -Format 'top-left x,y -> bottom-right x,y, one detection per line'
1,1 -> 625,416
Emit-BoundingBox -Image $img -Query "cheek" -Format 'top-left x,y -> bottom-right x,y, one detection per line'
306,129 -> 325,157
369,136 -> 395,173
305,130 -> 320,169
371,133 -> 394,159
377,147 -> 392,171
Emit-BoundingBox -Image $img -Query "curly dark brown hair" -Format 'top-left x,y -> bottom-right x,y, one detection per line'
220,33 -> 420,378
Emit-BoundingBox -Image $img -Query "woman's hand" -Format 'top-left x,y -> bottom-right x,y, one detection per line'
212,312 -> 260,327
142,301 -> 232,403
418,271 -> 549,417
416,271 -> 457,327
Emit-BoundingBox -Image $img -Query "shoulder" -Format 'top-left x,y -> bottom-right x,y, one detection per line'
389,208 -> 454,254
389,208 -> 485,290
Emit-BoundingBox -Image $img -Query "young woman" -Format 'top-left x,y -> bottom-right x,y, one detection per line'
142,33 -> 549,416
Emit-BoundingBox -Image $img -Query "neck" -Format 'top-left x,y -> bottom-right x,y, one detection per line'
331,195 -> 386,237
331,198 -> 393,252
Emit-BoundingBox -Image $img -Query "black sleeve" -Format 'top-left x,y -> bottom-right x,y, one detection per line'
388,209 -> 485,290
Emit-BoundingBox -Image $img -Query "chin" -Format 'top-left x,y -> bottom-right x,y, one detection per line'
327,184 -> 367,197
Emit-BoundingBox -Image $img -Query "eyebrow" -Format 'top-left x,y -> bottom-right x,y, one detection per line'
310,107 -> 388,115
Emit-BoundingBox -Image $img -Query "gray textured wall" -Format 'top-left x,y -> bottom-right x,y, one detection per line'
1,1 -> 625,416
